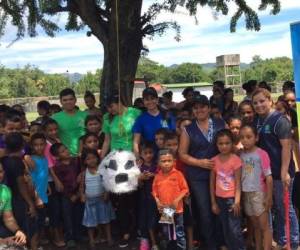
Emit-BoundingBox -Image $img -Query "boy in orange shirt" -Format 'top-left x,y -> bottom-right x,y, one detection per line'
152,149 -> 189,250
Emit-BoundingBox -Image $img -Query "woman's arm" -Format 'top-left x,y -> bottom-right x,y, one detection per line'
280,138 -> 292,189
178,130 -> 214,170
210,171 -> 219,214
100,134 -> 111,159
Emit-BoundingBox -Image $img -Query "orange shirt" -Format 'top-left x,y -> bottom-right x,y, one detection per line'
152,167 -> 189,213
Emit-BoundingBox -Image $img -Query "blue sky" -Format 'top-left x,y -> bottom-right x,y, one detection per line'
0,0 -> 299,73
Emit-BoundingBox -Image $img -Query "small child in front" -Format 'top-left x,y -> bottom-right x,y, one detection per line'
210,129 -> 245,250
152,149 -> 189,250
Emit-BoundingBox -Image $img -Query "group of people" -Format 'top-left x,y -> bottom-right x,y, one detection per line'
0,80 -> 298,250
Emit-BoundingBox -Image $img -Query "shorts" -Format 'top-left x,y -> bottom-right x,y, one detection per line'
243,191 -> 266,217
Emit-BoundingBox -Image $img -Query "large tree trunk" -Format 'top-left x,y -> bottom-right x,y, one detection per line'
100,0 -> 143,107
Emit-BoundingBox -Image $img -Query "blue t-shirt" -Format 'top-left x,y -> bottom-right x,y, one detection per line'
132,111 -> 176,142
30,156 -> 49,203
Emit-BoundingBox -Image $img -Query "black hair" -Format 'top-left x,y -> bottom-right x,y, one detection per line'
238,100 -> 254,113
158,148 -> 175,158
81,132 -> 99,145
41,118 -> 58,130
240,124 -> 258,136
182,87 -> 194,98
37,100 -> 51,113
30,132 -> 46,145
210,103 -> 220,110
215,129 -> 234,144
162,91 -> 173,99
142,87 -> 158,99
164,131 -> 178,143
155,128 -> 169,137
259,81 -> 272,92
227,115 -> 242,124
224,88 -> 233,95
140,141 -> 155,153
0,105 -> 10,113
59,88 -> 76,99
85,115 -> 101,127
81,148 -> 100,168
282,81 -> 295,93
30,121 -> 42,128
213,80 -> 225,90
84,91 -> 96,100
50,143 -> 64,157
50,104 -> 62,113
5,132 -> 24,153
3,110 -> 22,126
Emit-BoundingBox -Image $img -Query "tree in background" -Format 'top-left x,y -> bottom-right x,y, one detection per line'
0,0 -> 281,104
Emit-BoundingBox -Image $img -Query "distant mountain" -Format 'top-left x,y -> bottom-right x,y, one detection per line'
63,72 -> 83,83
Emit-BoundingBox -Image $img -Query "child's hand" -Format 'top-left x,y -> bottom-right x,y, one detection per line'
70,194 -> 78,203
80,194 -> 86,203
156,200 -> 164,213
24,155 -> 35,170
211,202 -> 220,215
55,181 -> 64,192
101,192 -> 109,202
264,196 -> 273,211
230,202 -> 241,216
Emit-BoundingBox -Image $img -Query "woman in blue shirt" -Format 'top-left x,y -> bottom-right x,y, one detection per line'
133,87 -> 175,156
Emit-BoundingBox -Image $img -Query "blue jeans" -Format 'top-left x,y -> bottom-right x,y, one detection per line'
216,197 -> 245,250
188,180 -> 217,250
273,179 -> 299,249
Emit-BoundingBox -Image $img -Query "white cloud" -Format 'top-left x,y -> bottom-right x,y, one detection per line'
0,0 -> 299,73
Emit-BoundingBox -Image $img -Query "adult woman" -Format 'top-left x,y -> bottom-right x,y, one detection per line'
100,93 -> 141,248
252,88 -> 299,249
133,87 -> 175,155
179,95 -> 225,250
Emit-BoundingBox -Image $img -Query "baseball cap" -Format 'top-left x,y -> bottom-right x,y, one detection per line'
191,95 -> 210,107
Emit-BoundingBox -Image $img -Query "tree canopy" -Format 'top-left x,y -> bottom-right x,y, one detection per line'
0,0 -> 282,104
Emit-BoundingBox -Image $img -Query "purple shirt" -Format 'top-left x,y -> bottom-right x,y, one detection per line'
53,157 -> 81,197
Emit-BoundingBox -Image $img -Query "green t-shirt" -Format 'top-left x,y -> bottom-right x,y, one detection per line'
0,184 -> 12,215
102,107 -> 141,151
52,110 -> 88,156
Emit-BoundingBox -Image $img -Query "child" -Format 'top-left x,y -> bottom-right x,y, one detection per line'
210,129 -> 245,250
164,132 -> 195,250
80,132 -> 101,156
50,143 -> 83,248
80,149 -> 115,249
239,125 -> 273,250
210,104 -> 223,120
138,142 -> 158,250
84,91 -> 102,117
42,118 -> 65,247
154,128 -> 169,150
238,100 -> 255,125
30,133 -> 49,245
228,116 -> 243,153
85,115 -> 105,151
152,149 -> 189,250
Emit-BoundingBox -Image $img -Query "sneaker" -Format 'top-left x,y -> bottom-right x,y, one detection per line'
67,240 -> 76,248
139,238 -> 150,250
151,245 -> 159,250
119,239 -> 129,248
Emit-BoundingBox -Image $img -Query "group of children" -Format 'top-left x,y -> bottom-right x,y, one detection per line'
0,80 -> 298,250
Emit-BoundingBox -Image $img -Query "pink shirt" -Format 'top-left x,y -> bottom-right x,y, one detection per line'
212,154 -> 242,198
44,141 -> 56,168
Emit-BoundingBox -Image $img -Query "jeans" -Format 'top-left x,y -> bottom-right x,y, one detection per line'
61,196 -> 84,241
273,179 -> 299,249
216,197 -> 245,250
188,179 -> 217,250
